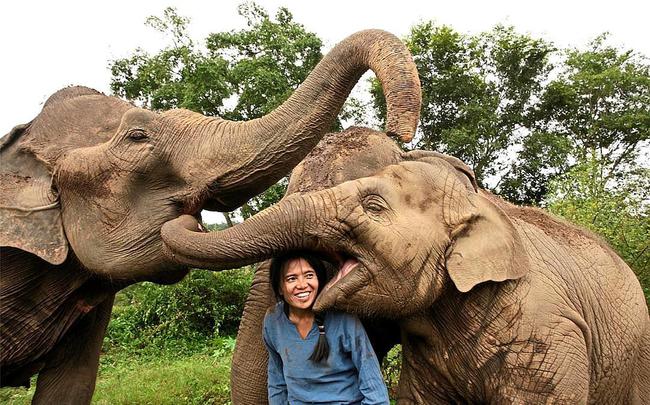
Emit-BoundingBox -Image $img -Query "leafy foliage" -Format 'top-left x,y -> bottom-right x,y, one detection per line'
110,8 -> 231,115
370,25 -> 649,210
502,34 -> 650,204
110,4 -> 322,119
381,345 -> 402,400
372,23 -> 554,185
204,2 -> 322,121
240,177 -> 288,219
106,269 -> 253,353
546,155 -> 650,303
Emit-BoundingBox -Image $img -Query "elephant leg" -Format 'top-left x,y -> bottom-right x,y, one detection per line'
231,261 -> 275,405
32,294 -> 115,405
493,320 -> 590,404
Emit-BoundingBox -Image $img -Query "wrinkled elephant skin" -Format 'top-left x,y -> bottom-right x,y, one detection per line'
163,128 -> 650,404
0,29 -> 421,404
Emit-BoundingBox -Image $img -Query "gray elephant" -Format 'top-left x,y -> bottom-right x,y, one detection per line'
0,30 -> 421,404
163,128 -> 650,404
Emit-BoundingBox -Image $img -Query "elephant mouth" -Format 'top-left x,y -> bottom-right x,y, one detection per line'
323,256 -> 360,293
313,252 -> 370,312
173,195 -> 210,232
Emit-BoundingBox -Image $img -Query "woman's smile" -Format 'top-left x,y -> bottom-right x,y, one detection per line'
281,258 -> 319,311
295,291 -> 312,300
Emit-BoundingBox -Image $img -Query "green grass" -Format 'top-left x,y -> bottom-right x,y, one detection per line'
0,340 -> 235,405
93,351 -> 232,405
1,340 -> 402,404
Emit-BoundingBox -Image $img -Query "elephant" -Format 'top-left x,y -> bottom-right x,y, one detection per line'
162,127 -> 650,404
0,29 -> 422,404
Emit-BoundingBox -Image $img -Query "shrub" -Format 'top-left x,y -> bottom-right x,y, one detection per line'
106,267 -> 253,353
381,345 -> 402,399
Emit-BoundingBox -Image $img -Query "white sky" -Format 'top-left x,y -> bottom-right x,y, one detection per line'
1,0 -> 648,223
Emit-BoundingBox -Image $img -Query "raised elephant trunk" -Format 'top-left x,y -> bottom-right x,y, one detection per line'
188,29 -> 420,210
161,191 -> 331,270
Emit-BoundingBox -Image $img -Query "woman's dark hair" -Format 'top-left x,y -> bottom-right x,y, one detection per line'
269,251 -> 331,363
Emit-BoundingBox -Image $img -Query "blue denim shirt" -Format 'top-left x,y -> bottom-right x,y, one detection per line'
263,302 -> 389,405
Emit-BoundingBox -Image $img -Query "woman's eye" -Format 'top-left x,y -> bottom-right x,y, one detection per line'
127,129 -> 149,142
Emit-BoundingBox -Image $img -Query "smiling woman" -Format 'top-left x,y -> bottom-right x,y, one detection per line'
263,252 -> 389,404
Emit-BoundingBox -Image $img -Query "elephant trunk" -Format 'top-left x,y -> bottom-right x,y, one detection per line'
161,191 -> 333,270
189,29 -> 420,210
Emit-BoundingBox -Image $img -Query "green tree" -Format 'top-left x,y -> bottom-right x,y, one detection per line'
205,2 -> 322,121
110,8 -> 232,115
501,34 -> 650,204
546,155 -> 649,303
371,23 -> 554,186
107,268 -> 254,352
109,4 -> 323,221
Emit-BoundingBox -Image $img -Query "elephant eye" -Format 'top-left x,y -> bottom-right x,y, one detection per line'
127,129 -> 149,142
362,194 -> 388,214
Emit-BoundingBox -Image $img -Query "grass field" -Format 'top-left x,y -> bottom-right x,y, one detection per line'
0,340 -> 235,405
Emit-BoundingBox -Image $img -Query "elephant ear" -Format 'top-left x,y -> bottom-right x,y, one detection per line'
446,190 -> 529,293
0,124 -> 68,265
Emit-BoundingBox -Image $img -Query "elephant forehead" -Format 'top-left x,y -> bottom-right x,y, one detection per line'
121,107 -> 157,126
287,127 -> 402,194
388,160 -> 461,189
21,95 -> 130,165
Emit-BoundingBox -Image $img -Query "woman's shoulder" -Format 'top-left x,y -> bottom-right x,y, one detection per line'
264,301 -> 285,324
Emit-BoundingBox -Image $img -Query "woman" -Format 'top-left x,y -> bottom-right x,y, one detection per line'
263,251 -> 389,404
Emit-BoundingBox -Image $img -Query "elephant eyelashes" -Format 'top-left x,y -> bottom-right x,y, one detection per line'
127,130 -> 149,142
362,194 -> 388,214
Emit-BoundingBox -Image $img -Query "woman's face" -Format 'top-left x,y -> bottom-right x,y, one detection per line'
281,258 -> 319,312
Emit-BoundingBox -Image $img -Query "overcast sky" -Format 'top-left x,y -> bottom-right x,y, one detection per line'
2,1 -> 647,222
2,0 -> 648,135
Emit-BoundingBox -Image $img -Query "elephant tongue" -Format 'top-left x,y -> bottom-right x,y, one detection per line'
324,258 -> 359,292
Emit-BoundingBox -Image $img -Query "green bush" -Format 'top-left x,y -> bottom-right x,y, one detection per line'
381,345 -> 402,399
106,268 -> 253,353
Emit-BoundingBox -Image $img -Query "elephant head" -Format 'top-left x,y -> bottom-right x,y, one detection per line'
1,29 -> 421,284
161,129 -> 529,318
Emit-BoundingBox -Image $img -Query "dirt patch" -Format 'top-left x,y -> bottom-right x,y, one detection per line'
288,127 -> 402,194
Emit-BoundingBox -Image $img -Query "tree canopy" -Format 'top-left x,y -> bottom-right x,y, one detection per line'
371,23 -> 555,186
501,34 -> 650,204
370,23 -> 649,207
110,4 -> 322,120
546,156 -> 649,300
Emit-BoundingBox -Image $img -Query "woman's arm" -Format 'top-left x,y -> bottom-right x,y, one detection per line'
347,316 -> 390,405
263,321 -> 288,404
